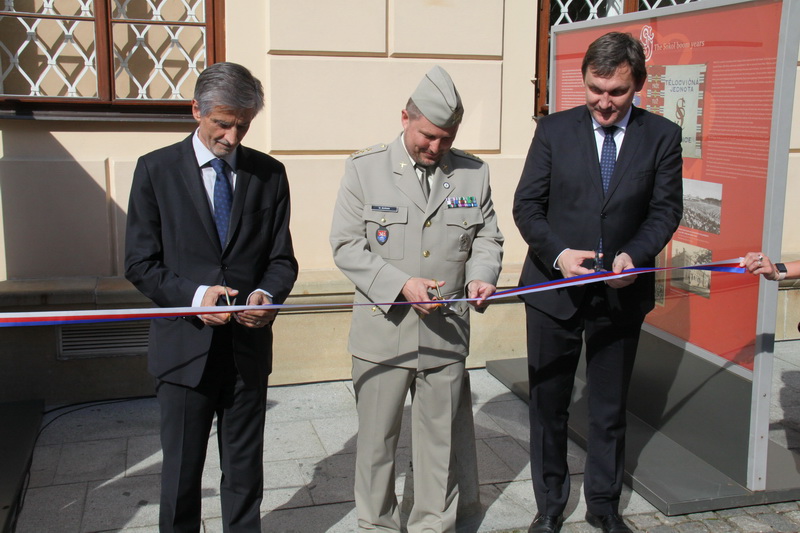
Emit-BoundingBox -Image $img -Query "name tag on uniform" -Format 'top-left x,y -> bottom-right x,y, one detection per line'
371,205 -> 398,212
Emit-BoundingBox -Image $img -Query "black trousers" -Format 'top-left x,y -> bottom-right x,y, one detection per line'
525,288 -> 643,517
156,327 -> 268,533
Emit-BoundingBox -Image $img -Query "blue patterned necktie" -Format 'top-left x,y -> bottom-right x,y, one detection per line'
210,158 -> 233,246
600,126 -> 617,194
598,126 -> 617,261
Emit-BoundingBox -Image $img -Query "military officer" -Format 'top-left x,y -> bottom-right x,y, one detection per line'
330,66 -> 504,533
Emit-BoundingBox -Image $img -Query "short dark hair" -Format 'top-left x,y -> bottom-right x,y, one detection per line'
581,32 -> 646,85
194,62 -> 265,117
405,98 -> 423,121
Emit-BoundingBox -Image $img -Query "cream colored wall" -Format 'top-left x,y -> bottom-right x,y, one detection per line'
225,0 -> 534,272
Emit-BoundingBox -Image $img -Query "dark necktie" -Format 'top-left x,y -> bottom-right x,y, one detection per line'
210,158 -> 233,246
600,126 -> 617,194
598,126 -> 617,261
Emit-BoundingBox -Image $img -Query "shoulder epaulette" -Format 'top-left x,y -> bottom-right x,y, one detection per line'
451,148 -> 482,162
351,143 -> 388,159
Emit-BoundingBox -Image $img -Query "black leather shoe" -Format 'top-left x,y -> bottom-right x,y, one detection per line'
585,512 -> 633,533
528,513 -> 564,533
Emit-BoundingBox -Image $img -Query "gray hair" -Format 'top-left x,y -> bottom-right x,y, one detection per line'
581,32 -> 647,85
193,62 -> 265,116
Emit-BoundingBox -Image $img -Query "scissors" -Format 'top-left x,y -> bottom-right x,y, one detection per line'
431,280 -> 445,309
594,250 -> 604,272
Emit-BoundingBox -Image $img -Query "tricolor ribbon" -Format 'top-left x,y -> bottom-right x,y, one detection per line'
0,259 -> 747,328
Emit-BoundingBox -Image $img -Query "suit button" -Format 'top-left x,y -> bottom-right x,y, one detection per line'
600,213 -> 607,219
221,264 -> 228,270
425,220 -> 432,228
371,306 -> 377,312
381,217 -> 387,224
423,250 -> 430,258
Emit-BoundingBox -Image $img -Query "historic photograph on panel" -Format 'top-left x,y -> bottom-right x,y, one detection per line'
671,241 -> 712,298
680,178 -> 722,235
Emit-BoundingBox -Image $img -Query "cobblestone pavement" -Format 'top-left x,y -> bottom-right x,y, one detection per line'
494,502 -> 800,533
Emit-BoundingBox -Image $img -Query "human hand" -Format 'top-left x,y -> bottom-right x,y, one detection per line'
402,278 -> 445,316
556,249 -> 598,278
235,291 -> 276,328
467,280 -> 496,309
606,252 -> 636,289
199,286 -> 239,326
740,252 -> 777,280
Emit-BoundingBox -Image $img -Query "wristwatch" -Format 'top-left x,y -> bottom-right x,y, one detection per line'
775,262 -> 787,281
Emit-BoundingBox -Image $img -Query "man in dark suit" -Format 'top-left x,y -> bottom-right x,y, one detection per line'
513,32 -> 683,533
125,62 -> 298,533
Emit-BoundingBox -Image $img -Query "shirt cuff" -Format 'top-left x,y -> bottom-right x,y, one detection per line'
193,285 -> 210,307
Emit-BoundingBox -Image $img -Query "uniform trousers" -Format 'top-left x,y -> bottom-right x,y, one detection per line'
352,356 -> 464,533
525,287 -> 643,517
156,326 -> 268,533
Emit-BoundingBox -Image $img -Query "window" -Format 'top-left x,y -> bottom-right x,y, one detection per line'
534,0 -> 697,116
0,0 -> 224,113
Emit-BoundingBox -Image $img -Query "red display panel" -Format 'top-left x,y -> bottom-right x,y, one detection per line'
552,0 -> 784,369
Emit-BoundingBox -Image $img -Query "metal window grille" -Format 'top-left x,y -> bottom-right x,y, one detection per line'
0,0 -> 209,101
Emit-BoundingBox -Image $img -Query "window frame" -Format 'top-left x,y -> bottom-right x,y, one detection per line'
0,0 -> 225,117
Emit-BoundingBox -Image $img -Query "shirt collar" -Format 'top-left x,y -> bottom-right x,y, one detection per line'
591,106 -> 633,133
192,129 -> 237,170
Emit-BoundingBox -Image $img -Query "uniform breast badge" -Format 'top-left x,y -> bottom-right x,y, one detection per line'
376,226 -> 389,245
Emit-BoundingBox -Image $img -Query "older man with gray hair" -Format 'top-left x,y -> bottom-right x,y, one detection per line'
330,66 -> 504,532
126,62 -> 298,532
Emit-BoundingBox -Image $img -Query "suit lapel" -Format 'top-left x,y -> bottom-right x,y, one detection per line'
577,110 -> 604,198
177,137 -> 221,250
390,138 -> 427,212
605,106 -> 644,203
226,146 -> 253,253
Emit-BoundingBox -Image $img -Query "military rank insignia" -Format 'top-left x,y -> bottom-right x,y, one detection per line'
446,196 -> 478,208
376,226 -> 389,245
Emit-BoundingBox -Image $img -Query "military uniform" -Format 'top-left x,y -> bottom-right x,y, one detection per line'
330,133 -> 503,532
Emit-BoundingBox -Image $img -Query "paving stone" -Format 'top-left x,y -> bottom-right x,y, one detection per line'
26,444 -> 61,488
297,453 -> 355,506
53,437 -> 127,484
753,512 -> 800,533
263,419 -> 326,461
469,369 -> 522,406
309,414 -> 358,455
627,512 -> 662,530
648,526 -> 688,533
482,435 -> 531,483
14,482 -> 87,533
476,438 -> 520,484
562,523 -> 597,533
744,504 -> 775,516
265,381 -> 356,423
658,513 -> 692,525
688,511 -> 720,521
716,507 -> 753,518
81,475 -> 160,532
703,518 -> 740,533
768,501 -> 800,513
727,514 -> 777,532
675,521 -> 712,532
126,434 -> 162,477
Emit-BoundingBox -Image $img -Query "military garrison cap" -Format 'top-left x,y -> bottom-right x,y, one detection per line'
410,66 -> 463,128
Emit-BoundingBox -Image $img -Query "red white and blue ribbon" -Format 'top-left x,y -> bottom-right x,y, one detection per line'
0,259 -> 746,328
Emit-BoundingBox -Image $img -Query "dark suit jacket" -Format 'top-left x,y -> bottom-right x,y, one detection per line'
125,134 -> 298,389
513,105 -> 683,321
